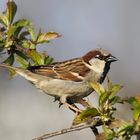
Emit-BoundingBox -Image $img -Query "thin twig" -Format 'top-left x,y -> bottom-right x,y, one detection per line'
32,124 -> 90,140
15,44 -> 32,58
33,118 -> 101,140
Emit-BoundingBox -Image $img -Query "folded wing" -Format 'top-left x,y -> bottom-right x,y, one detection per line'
28,58 -> 90,82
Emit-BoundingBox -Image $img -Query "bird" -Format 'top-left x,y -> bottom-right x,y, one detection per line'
0,48 -> 117,113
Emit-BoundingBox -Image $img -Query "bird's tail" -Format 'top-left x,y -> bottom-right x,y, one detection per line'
0,63 -> 38,83
0,63 -> 20,72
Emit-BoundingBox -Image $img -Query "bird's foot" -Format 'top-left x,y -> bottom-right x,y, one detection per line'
64,102 -> 82,115
59,102 -> 63,108
53,96 -> 60,102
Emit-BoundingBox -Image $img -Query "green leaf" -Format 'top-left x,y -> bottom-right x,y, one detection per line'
20,40 -> 36,49
133,106 -> 140,121
3,53 -> 14,65
90,82 -> 107,106
0,15 -> 9,26
73,108 -> 99,125
128,97 -> 140,108
37,32 -> 61,43
15,50 -> 29,60
109,96 -> 123,105
109,84 -> 122,99
5,40 -> 13,48
0,39 -> 5,52
0,40 -> 5,48
7,19 -> 31,38
29,42 -> 36,49
99,92 -> 110,106
44,56 -> 53,65
107,78 -> 122,99
41,52 -> 53,65
29,50 -> 44,65
6,1 -> 17,23
14,27 -> 23,37
117,121 -> 134,137
13,19 -> 31,28
28,27 -> 36,41
90,82 -> 105,95
102,125 -> 115,140
20,40 -> 30,48
16,55 -> 29,68
7,25 -> 16,38
127,97 -> 140,120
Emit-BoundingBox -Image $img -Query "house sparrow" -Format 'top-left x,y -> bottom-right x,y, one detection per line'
0,48 -> 117,112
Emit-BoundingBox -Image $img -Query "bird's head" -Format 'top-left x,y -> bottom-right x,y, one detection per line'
82,48 -> 118,73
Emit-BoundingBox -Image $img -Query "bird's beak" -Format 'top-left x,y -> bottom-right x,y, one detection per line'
106,55 -> 118,62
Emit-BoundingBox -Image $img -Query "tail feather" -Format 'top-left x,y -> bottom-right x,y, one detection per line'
0,63 -> 17,71
0,63 -> 38,83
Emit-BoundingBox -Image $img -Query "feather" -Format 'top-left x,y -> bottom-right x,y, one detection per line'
27,58 -> 90,82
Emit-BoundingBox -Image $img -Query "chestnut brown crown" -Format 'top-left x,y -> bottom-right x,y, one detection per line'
82,48 -> 118,63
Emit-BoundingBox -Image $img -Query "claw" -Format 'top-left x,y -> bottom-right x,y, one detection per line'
59,102 -> 63,108
53,97 -> 57,102
53,96 -> 59,102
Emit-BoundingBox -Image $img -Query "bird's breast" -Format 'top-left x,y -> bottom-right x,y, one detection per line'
84,70 -> 103,83
35,78 -> 93,98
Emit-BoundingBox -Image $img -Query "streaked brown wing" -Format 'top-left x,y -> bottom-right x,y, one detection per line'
28,58 -> 90,82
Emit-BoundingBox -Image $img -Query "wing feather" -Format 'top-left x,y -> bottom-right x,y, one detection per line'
28,58 -> 90,82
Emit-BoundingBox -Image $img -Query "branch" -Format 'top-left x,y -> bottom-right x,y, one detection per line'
32,118 -> 101,140
15,44 -> 33,58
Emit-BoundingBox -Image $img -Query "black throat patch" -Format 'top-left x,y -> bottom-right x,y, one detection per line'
99,62 -> 111,83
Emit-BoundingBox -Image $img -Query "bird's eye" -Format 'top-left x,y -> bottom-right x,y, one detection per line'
95,55 -> 100,58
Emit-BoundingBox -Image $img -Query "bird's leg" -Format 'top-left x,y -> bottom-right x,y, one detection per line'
75,98 -> 92,108
60,96 -> 81,114
64,102 -> 82,114
67,98 -> 82,114
59,102 -> 63,108
67,103 -> 78,113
